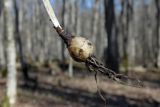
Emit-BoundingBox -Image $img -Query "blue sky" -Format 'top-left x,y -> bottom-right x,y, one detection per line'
50,0 -> 152,12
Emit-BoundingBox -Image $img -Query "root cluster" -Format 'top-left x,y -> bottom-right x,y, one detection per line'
85,56 -> 143,88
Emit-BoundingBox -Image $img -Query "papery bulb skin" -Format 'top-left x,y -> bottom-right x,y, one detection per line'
68,36 -> 94,62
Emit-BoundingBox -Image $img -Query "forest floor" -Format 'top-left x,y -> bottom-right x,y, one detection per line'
0,63 -> 160,107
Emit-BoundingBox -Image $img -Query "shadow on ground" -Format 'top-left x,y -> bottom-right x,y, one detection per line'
20,81 -> 160,107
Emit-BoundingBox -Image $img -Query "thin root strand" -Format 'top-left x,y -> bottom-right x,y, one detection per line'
85,56 -> 144,88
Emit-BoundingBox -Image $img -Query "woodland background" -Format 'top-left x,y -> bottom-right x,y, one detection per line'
0,0 -> 160,107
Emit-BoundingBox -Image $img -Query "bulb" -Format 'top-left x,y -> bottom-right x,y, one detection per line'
68,36 -> 94,62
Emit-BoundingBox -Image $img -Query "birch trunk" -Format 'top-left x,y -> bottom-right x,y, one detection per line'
4,0 -> 17,105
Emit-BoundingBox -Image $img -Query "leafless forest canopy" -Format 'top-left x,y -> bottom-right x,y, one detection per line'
0,0 -> 160,69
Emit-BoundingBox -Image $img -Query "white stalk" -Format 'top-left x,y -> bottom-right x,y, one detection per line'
42,0 -> 62,28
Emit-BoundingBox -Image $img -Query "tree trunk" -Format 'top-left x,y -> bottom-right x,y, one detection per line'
68,0 -> 76,77
155,0 -> 160,68
141,0 -> 151,67
75,0 -> 81,36
104,0 -> 119,72
14,0 -> 29,82
61,0 -> 67,63
120,0 -> 134,70
91,0 -> 100,44
4,0 -> 17,105
120,0 -> 127,70
0,0 -> 5,68
127,0 -> 136,67
92,0 -> 100,57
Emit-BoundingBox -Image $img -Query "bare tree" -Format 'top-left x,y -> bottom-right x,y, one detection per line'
61,0 -> 68,62
0,0 -> 5,68
104,0 -> 119,72
127,0 -> 135,67
75,0 -> 81,36
14,0 -> 29,82
154,0 -> 160,68
141,0 -> 149,67
119,0 -> 134,71
91,0 -> 100,44
91,0 -> 100,57
96,0 -> 107,59
138,0 -> 154,67
4,0 -> 17,105
68,0 -> 76,77
68,0 -> 82,77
